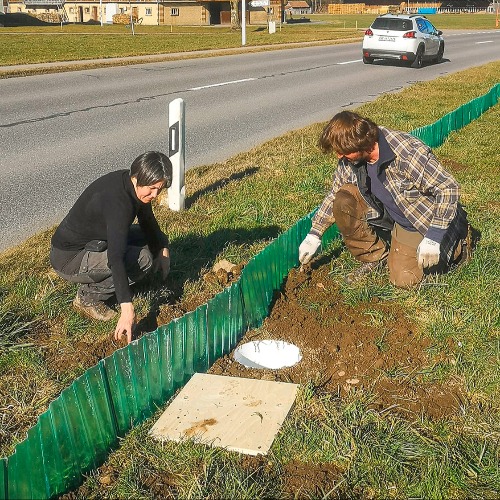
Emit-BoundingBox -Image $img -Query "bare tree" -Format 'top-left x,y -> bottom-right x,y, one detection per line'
230,0 -> 240,29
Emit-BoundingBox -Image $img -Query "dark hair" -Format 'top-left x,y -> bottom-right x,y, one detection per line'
318,111 -> 379,155
130,151 -> 173,187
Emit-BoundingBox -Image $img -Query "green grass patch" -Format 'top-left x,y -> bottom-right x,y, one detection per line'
0,25 -> 361,66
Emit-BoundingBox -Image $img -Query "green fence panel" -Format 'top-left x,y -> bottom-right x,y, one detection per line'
239,255 -> 271,330
155,325 -> 175,403
168,319 -> 188,387
167,307 -> 210,386
6,363 -> 117,499
140,329 -> 166,408
6,437 -> 33,499
0,459 -> 6,500
206,282 -> 244,365
184,303 -> 209,374
412,83 -> 499,148
152,304 -> 209,388
103,343 -> 150,435
35,412 -> 67,498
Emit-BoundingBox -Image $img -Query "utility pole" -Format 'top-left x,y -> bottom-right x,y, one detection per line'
242,0 -> 246,45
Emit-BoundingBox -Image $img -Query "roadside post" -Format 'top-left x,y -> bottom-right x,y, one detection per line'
166,98 -> 186,211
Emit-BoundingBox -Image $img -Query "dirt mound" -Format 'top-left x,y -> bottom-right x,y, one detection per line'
282,460 -> 343,497
209,264 -> 462,419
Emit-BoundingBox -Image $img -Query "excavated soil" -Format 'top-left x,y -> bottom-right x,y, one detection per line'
208,264 -> 463,420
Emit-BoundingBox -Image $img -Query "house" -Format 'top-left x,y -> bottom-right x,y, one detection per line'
6,0 -> 284,26
285,0 -> 311,16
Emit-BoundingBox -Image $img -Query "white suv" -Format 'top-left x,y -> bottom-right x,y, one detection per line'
362,14 -> 444,68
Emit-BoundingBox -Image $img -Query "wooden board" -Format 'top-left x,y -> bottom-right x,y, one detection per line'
149,373 -> 299,456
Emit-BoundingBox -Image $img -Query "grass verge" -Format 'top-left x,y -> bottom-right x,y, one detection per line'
0,61 -> 499,496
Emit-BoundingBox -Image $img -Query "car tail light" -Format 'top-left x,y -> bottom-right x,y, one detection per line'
403,31 -> 417,38
364,29 -> 373,36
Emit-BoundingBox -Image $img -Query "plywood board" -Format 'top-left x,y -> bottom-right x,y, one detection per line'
149,373 -> 299,456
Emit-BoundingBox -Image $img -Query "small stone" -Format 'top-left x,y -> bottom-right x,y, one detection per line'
99,475 -> 112,486
213,259 -> 236,273
337,371 -> 345,377
346,378 -> 360,385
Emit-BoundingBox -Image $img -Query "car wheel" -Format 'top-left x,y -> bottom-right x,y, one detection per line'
435,42 -> 444,63
363,56 -> 374,64
411,45 -> 424,69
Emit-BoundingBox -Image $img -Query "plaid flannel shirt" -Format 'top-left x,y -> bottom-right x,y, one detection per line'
310,127 -> 466,262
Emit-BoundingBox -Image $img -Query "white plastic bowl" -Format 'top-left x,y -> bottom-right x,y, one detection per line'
233,340 -> 302,369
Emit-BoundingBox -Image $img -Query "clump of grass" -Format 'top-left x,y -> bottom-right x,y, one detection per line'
0,310 -> 36,352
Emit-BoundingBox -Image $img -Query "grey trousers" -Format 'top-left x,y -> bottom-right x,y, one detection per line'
50,226 -> 154,302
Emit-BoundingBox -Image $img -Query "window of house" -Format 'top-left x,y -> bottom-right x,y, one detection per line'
69,7 -> 74,13
145,8 -> 152,15
171,8 -> 179,16
85,7 -> 90,13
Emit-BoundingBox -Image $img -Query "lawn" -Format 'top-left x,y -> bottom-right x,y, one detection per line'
0,59 -> 499,497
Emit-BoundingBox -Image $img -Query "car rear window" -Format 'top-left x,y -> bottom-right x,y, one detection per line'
371,18 -> 413,31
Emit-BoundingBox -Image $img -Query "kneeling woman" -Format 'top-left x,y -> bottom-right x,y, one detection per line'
50,151 -> 172,344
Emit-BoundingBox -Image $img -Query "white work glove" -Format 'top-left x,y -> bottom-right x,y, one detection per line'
416,237 -> 441,269
298,234 -> 321,265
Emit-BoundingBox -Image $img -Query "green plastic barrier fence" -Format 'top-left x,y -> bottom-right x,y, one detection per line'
2,85 -> 498,499
411,83 -> 499,148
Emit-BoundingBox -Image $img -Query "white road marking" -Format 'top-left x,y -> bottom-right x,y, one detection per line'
189,78 -> 256,91
337,59 -> 363,65
476,41 -> 494,44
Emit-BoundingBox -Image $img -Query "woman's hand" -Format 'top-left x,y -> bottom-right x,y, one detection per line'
114,302 -> 135,344
153,247 -> 170,280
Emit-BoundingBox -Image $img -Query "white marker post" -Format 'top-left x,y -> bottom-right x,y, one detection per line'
167,98 -> 185,211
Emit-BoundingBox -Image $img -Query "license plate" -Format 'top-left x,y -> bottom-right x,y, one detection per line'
379,36 -> 395,41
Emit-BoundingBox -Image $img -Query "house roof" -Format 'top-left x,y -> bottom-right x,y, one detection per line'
286,1 -> 310,8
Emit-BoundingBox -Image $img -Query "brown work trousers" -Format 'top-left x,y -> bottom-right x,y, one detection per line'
332,183 -> 462,288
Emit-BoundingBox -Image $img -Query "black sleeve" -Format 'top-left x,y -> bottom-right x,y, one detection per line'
137,203 -> 169,257
105,202 -> 134,304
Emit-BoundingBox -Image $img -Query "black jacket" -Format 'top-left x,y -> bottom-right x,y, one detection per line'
52,170 -> 167,303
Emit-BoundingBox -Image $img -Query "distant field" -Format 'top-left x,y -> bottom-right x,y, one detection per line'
0,13 -> 496,66
310,13 -> 499,29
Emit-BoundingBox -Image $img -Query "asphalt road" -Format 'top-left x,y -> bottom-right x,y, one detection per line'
1,30 -> 499,252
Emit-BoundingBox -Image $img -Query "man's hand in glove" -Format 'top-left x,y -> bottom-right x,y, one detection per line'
417,237 -> 441,269
299,234 -> 321,265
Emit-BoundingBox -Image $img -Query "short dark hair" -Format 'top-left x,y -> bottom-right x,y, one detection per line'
318,111 -> 379,155
130,151 -> 173,187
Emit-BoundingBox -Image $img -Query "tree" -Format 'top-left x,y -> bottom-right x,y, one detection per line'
230,0 -> 240,29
